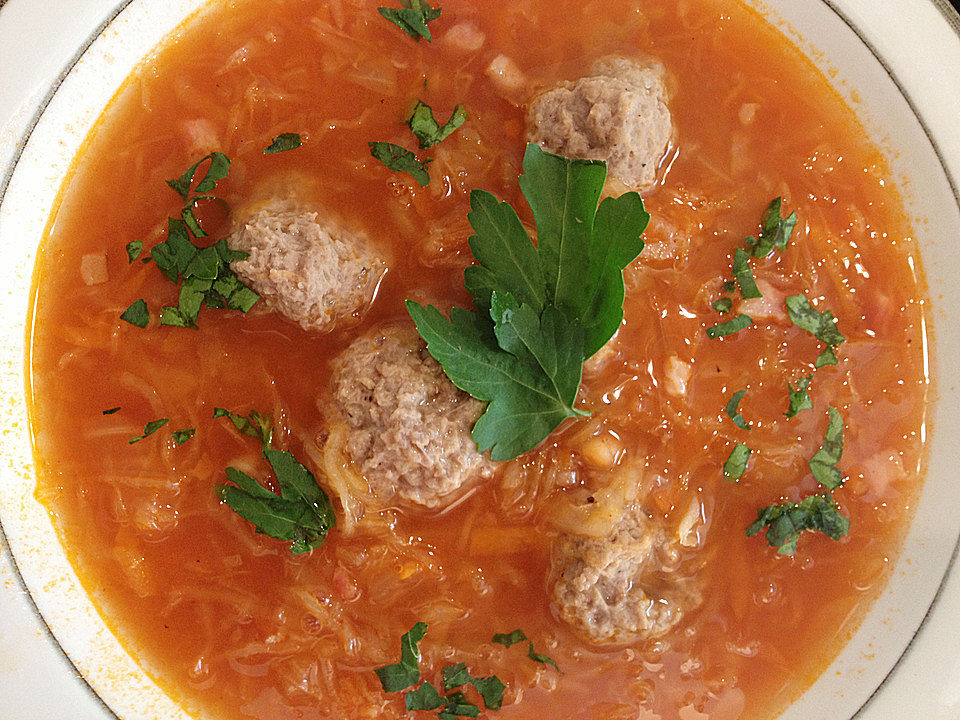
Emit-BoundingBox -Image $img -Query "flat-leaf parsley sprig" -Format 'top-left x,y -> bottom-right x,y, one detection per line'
407,143 -> 648,461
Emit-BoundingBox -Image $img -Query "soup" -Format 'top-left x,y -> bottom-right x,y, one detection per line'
27,0 -> 929,719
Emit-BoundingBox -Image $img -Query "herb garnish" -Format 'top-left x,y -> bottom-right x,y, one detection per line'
438,692 -> 481,719
785,294 -> 845,367
526,642 -> 562,673
723,442 -> 751,481
706,313 -> 752,339
746,197 -> 797,258
784,375 -> 813,418
101,407 -> 121,415
121,299 -> 150,328
724,389 -> 750,430
378,0 -> 441,41
369,141 -> 432,187
809,406 -> 844,489
262,133 -> 302,154
442,663 -> 505,710
408,101 -> 467,149
171,428 -> 196,445
165,151 -> 230,236
213,407 -> 273,451
406,681 -> 445,711
376,621 -> 429,692
732,248 -> 761,299
711,297 -> 732,314
491,629 -> 527,648
217,449 -> 336,555
128,418 -> 170,444
407,144 -> 647,461
126,240 -> 143,263
746,493 -> 849,555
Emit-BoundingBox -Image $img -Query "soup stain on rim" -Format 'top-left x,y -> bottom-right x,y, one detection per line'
0,0 -> 958,718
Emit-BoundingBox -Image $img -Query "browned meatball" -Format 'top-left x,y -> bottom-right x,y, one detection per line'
228,199 -> 385,332
330,324 -> 494,510
528,57 -> 672,191
551,506 -> 694,644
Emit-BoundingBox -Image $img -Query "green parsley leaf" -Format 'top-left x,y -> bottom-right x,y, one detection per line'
706,313 -> 752,339
213,407 -> 273,451
120,299 -> 149,328
405,681 -> 444,711
785,294 -> 845,366
437,691 -> 480,719
129,418 -> 170,444
216,449 -> 336,554
263,133 -> 302,154
724,390 -> 750,430
492,629 -> 527,648
409,144 -> 647,461
407,300 -> 586,462
166,151 -> 230,200
126,239 -> 143,263
375,622 -> 428,692
377,0 -> 441,41
171,427 -> 195,445
712,297 -> 732,314
369,141 -> 432,186
784,375 -> 813,418
746,492 -> 849,555
809,406 -> 844,490
101,407 -> 121,415
407,101 -> 467,149
723,442 -> 751,480
732,248 -> 761,299
527,642 -> 562,673
746,197 -> 797,258
722,280 -> 737,293
441,663 -> 505,711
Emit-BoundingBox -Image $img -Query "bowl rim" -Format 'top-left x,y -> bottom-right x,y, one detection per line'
1,0 -> 960,718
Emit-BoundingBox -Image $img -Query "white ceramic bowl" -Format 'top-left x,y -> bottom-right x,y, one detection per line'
1,1 -> 959,718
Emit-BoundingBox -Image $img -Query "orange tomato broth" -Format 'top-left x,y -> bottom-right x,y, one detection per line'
27,0 -> 928,718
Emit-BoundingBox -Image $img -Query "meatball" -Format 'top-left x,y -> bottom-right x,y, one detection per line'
528,57 -> 672,191
551,507 -> 691,644
228,199 -> 385,332
330,324 -> 494,509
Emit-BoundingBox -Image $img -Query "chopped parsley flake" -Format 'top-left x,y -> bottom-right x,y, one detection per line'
732,248 -> 761,299
723,442 -> 751,480
492,629 -> 527,648
171,428 -> 195,446
746,197 -> 797,258
369,141 -> 432,187
405,681 -> 444,711
217,449 -> 336,555
375,622 -> 428,692
128,418 -> 170,444
746,492 -> 849,555
101,407 -> 121,415
784,375 -> 813,418
706,313 -> 752,339
442,663 -> 505,711
120,298 -> 149,328
262,133 -> 302,154
126,239 -> 143,263
527,642 -> 562,673
378,0 -> 442,41
712,297 -> 733,314
213,407 -> 273,451
438,691 -> 480,719
408,144 -> 648,461
785,294 -> 845,366
407,100 -> 467,149
724,389 -> 750,430
809,406 -> 844,490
